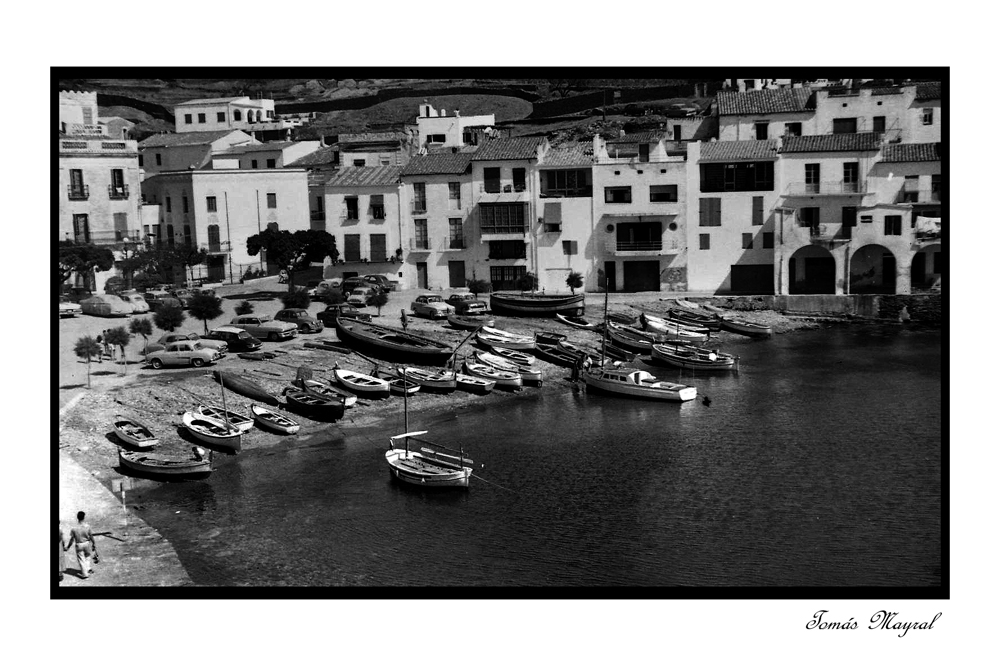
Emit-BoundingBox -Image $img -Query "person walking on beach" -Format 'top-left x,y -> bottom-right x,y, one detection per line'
95,332 -> 104,363
58,522 -> 68,581
65,511 -> 97,579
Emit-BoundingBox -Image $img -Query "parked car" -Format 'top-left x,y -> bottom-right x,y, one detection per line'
203,325 -> 263,352
446,292 -> 488,315
410,294 -> 454,319
274,308 -> 324,333
362,274 -> 393,292
59,296 -> 82,318
311,278 -> 343,300
60,286 -> 93,303
316,303 -> 373,326
79,294 -> 132,317
145,340 -> 221,369
143,290 -> 182,312
229,314 -> 298,341
119,291 -> 150,314
198,288 -> 217,299
171,288 -> 195,308
347,286 -> 380,307
341,276 -> 378,296
144,332 -> 228,357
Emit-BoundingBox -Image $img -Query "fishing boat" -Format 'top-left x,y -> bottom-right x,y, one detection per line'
605,321 -> 661,353
181,411 -> 243,452
212,370 -> 280,406
477,327 -> 535,351
555,313 -> 600,330
463,360 -> 523,390
535,330 -> 569,346
333,368 -> 391,399
720,316 -> 773,338
373,368 -> 421,396
112,415 -> 158,449
651,343 -> 738,371
237,351 -> 278,361
594,340 -> 638,363
334,317 -> 454,365
533,341 -> 579,368
282,388 -> 346,422
195,404 -> 254,433
488,346 -> 537,367
397,367 -> 457,393
606,312 -> 637,326
474,351 -> 542,384
639,313 -> 710,342
292,377 -> 358,407
557,340 -> 605,365
250,404 -> 301,435
665,307 -> 722,332
583,366 -> 698,401
302,340 -> 353,354
447,313 -> 495,330
490,291 -> 585,318
453,371 -> 496,395
118,446 -> 213,479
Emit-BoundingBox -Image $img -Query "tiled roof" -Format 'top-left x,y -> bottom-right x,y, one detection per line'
400,152 -> 474,176
175,97 -> 246,106
916,82 -> 941,101
869,87 -> 903,96
781,133 -> 882,153
540,142 -> 593,167
339,131 -> 405,144
307,172 -> 331,187
699,140 -> 778,162
472,137 -> 546,161
326,165 -> 401,188
218,141 -> 297,155
286,145 -> 340,168
139,130 -> 248,148
607,131 -> 663,144
717,88 -> 813,116
881,142 -> 941,163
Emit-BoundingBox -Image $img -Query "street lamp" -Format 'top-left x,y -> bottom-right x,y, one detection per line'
120,235 -> 138,290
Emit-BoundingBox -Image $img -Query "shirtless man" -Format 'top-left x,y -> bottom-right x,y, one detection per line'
65,511 -> 97,579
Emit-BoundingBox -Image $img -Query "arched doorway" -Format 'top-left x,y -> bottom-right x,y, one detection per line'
850,244 -> 896,294
910,243 -> 941,292
788,246 -> 835,294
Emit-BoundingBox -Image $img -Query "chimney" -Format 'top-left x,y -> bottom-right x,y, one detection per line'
454,109 -> 460,117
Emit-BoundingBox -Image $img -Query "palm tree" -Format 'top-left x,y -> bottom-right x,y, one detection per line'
566,271 -> 583,295
73,336 -> 101,388
129,317 -> 153,356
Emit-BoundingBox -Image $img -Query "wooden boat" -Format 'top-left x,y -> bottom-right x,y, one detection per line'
606,321 -> 660,353
334,317 -> 454,365
250,404 -> 301,435
594,340 -> 637,363
112,415 -> 158,449
474,351 -> 542,384
292,377 -> 358,407
282,388 -> 346,422
477,327 -> 535,351
373,368 -> 421,396
639,313 -> 710,342
488,346 -> 537,367
385,431 -> 473,488
447,313 -> 495,330
555,313 -> 600,330
533,341 -> 579,368
195,404 -> 254,433
720,316 -> 773,338
490,291 -> 585,317
583,367 -> 698,402
118,446 -> 212,479
212,370 -> 280,406
463,360 -> 523,390
557,340 -> 606,365
333,368 -> 391,399
606,312 -> 637,326
182,411 -> 243,452
535,330 -> 568,346
453,371 -> 496,395
397,367 -> 457,393
237,351 -> 278,361
665,307 -> 722,332
303,340 -> 353,354
651,343 -> 738,371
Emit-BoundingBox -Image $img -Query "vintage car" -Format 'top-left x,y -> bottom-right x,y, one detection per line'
410,294 -> 454,319
59,297 -> 82,318
347,286 -> 380,307
445,292 -> 488,315
361,274 -> 393,292
203,325 -> 263,352
143,291 -> 183,312
144,332 -> 228,357
170,288 -> 195,308
119,291 -> 151,314
145,340 -> 221,369
274,308 -> 324,333
316,303 -> 372,326
310,278 -> 343,300
79,294 -> 132,317
229,314 -> 298,341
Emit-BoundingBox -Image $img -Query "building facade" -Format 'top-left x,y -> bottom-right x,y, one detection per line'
211,141 -> 321,170
416,102 -> 497,150
139,130 -> 257,177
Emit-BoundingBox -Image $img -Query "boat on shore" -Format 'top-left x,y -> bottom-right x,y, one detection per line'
195,404 -> 254,433
474,351 -> 542,384
237,351 -> 278,361
463,360 -> 523,390
182,411 -> 243,452
477,327 -> 535,351
112,415 -> 158,449
606,322 -> 661,353
397,367 -> 458,393
447,313 -> 495,330
250,404 -> 301,434
333,317 -> 454,365
118,446 -> 213,479
333,368 -> 391,399
292,377 -> 358,407
651,343 -> 738,371
490,291 -> 585,318
665,306 -> 722,331
282,388 -> 346,422
720,316 -> 773,338
302,339 -> 353,354
639,313 -> 710,342
212,370 -> 280,406
372,368 -> 421,396
583,367 -> 698,401
488,346 -> 537,367
555,313 -> 600,330
533,341 -> 579,368
453,371 -> 496,395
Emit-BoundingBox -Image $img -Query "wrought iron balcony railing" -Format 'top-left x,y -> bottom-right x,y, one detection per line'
108,184 -> 130,200
68,185 -> 90,200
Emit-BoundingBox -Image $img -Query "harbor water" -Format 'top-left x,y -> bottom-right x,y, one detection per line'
130,324 -> 942,587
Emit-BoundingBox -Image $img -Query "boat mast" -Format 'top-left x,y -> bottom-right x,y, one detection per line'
600,283 -> 610,367
219,374 -> 232,431
448,326 -> 482,379
402,366 -> 409,455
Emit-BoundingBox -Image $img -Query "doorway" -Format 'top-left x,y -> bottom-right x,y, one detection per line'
603,261 -> 616,293
416,262 -> 428,290
448,261 -> 465,288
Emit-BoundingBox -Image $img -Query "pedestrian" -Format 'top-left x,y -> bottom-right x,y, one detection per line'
400,310 -> 409,331
58,522 -> 68,582
65,511 -> 98,579
899,305 -> 911,325
95,332 -> 104,363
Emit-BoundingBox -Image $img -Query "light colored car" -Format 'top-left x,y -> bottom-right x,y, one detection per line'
410,294 -> 454,319
446,292 -> 487,315
145,332 -> 228,357
146,340 -> 220,369
119,292 -> 150,314
274,308 -> 324,333
203,326 -> 263,352
347,286 -> 378,307
59,297 -> 82,318
229,314 -> 298,341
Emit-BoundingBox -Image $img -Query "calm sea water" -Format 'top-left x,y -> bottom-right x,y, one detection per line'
131,324 -> 942,588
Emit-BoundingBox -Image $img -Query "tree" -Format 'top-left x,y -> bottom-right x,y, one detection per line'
246,228 -> 339,291
566,271 -> 584,295
59,241 -> 115,288
105,326 -> 131,375
129,317 -> 153,355
280,290 -> 312,310
154,303 -> 185,332
235,300 -> 255,316
371,290 -> 389,316
126,243 -> 207,287
189,292 -> 224,334
467,279 -> 491,296
516,272 -> 538,293
73,335 -> 101,388
320,289 -> 345,306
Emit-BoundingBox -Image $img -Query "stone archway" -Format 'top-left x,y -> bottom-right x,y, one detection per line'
911,243 -> 941,292
850,244 -> 897,294
788,245 -> 836,294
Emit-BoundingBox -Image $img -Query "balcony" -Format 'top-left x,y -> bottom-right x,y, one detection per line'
896,188 -> 942,205
442,237 -> 468,251
67,185 -> 90,201
540,187 -> 593,199
477,184 -> 529,204
412,202 -> 427,215
204,240 -> 232,254
310,211 -> 326,221
59,138 -> 137,155
409,239 -> 432,252
108,184 -> 130,200
605,238 -> 680,255
74,230 -> 142,247
480,225 -> 528,242
784,181 -> 868,196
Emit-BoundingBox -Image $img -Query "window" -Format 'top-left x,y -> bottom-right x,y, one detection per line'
484,168 -> 501,193
649,185 -> 678,202
762,232 -> 774,249
805,164 -> 820,193
207,225 -> 221,251
699,198 -> 721,227
206,196 -> 217,213
316,196 -> 324,212
370,234 -> 387,262
414,219 -> 428,249
562,240 -> 578,255
700,161 -> 774,192
413,183 -> 426,211
513,168 -> 526,192
931,174 -> 941,202
843,162 -> 860,192
873,116 -> 886,133
184,114 -> 192,124
345,197 -> 359,220
742,233 -> 754,249
167,224 -> 175,246
428,134 -> 446,144
380,158 -> 391,166
353,159 -> 365,167
860,215 -> 873,224
922,108 -> 934,125
884,215 -> 902,236
488,240 -> 527,260
166,196 -> 172,213
833,118 -> 857,134
72,214 -> 90,243
198,113 -> 206,124
699,233 -> 710,250
754,122 -> 768,140
113,213 -> 128,240
266,193 -> 277,209
344,234 -> 361,261
184,225 -> 192,246
266,159 -> 276,169
138,155 -> 143,167
752,196 -> 764,226
604,186 -> 632,203
448,182 -> 461,209
251,160 -> 258,169
799,207 -> 820,233
842,207 -> 857,237
217,112 -> 225,122
480,203 -> 527,233
234,110 -> 242,121
542,170 -> 590,198
449,218 -> 464,249
155,153 -> 162,166
784,122 -> 802,137
902,175 -> 920,202
463,132 -> 473,145
490,266 -> 527,291
68,169 -> 86,198
370,195 -> 385,219
182,196 -> 189,213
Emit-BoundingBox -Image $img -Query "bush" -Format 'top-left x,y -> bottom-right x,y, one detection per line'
280,290 -> 311,310
467,279 -> 491,296
235,300 -> 255,315
371,290 -> 389,315
154,303 -> 185,332
129,317 -> 153,354
189,292 -> 224,334
515,272 -> 538,292
320,289 -> 345,305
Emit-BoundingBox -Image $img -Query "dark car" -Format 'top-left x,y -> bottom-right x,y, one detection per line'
170,288 -> 195,308
340,277 -> 369,295
203,325 -> 264,352
446,292 -> 488,315
60,286 -> 93,303
143,291 -> 183,312
361,274 -> 393,292
274,308 -> 324,333
317,303 -> 372,326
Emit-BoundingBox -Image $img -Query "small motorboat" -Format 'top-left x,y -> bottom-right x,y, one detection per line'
112,415 -> 158,449
181,411 -> 243,453
397,367 -> 457,393
463,360 -> 523,391
250,404 -> 301,435
118,446 -> 212,479
373,368 -> 421,396
583,367 -> 697,402
474,351 -> 542,384
555,313 -> 600,330
333,368 -> 391,399
195,404 -> 254,433
447,313 -> 495,330
720,316 -> 773,338
282,388 -> 346,422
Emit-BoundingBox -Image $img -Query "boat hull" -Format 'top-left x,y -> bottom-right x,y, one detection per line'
283,390 -> 346,422
447,313 -> 495,330
250,404 -> 301,435
195,405 -> 254,433
385,449 -> 471,488
182,412 -> 243,452
398,367 -> 457,393
650,344 -> 737,371
583,373 -> 697,401
334,317 -> 454,365
118,449 -> 212,479
555,313 -> 599,330
490,292 -> 585,317
463,361 -> 522,390
213,370 -> 280,406
720,317 -> 773,337
333,369 -> 391,399
112,416 -> 158,449
533,342 -> 578,368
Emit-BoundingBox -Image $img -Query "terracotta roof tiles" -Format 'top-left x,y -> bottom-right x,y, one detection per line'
780,133 -> 882,153
699,140 -> 778,162
325,165 -> 401,188
471,137 -> 546,161
139,130 -> 250,148
400,152 -> 473,176
717,88 -> 814,116
881,142 -> 941,163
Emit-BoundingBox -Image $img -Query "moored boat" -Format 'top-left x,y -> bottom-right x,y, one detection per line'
292,377 -> 358,407
118,446 -> 213,479
583,367 -> 698,402
490,291 -> 585,318
474,351 -> 542,384
555,313 -> 600,330
488,346 -> 537,367
650,343 -> 738,371
665,307 -> 722,332
212,370 -> 280,406
182,411 -> 243,452
250,404 -> 301,434
195,404 -> 254,433
533,341 -> 579,368
606,321 -> 660,353
397,367 -> 457,393
447,313 -> 495,330
112,415 -> 158,449
282,388 -> 346,422
720,316 -> 773,338
385,431 -> 473,488
463,360 -> 523,390
334,317 -> 454,365
639,313 -> 710,342
333,368 -> 391,399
